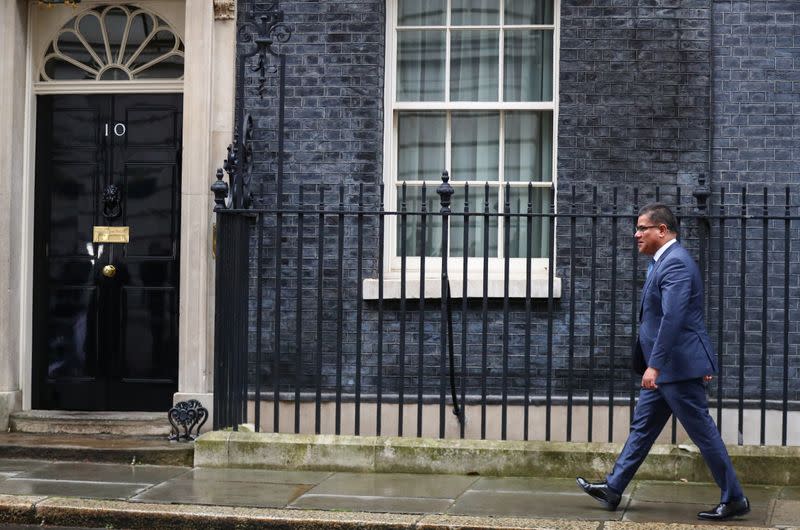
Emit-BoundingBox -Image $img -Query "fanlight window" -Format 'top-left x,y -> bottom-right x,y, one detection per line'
40,5 -> 184,81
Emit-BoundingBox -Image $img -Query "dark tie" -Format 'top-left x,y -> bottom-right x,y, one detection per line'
646,259 -> 655,279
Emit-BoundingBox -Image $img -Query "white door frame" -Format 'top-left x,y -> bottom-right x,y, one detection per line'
18,0 -> 234,413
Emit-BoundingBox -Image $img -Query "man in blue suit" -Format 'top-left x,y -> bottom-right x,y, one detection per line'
576,203 -> 749,521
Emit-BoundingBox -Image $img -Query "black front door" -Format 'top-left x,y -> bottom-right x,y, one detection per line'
33,94 -> 182,411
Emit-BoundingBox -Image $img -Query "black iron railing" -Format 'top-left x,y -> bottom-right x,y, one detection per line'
212,175 -> 800,446
211,2 -> 796,447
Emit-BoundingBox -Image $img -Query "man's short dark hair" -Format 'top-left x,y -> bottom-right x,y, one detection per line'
639,203 -> 678,234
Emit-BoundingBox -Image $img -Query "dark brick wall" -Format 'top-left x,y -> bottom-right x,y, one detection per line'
558,0 -> 712,190
709,0 -> 800,402
713,0 -> 800,188
235,0 -> 799,410
552,0 -> 717,402
238,0 -> 385,210
237,0 -> 389,397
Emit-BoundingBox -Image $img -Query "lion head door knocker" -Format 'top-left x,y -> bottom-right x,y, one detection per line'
102,184 -> 122,220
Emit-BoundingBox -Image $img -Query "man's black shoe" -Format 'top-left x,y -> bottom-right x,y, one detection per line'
697,497 -> 750,520
576,477 -> 621,511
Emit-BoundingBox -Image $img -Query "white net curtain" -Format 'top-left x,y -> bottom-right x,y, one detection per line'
393,0 -> 555,258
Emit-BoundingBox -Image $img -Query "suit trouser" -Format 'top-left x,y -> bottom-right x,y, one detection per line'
606,378 -> 744,503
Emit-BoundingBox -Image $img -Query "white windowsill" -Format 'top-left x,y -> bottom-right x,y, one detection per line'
363,275 -> 562,300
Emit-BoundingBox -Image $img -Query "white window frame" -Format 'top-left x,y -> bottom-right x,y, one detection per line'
367,0 -> 561,299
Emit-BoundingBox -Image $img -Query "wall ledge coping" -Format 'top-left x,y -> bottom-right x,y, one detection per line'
194,431 -> 800,485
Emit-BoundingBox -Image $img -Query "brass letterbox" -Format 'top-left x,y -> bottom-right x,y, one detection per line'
93,226 -> 130,243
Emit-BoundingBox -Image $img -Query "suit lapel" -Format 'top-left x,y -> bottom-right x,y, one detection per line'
639,241 -> 680,318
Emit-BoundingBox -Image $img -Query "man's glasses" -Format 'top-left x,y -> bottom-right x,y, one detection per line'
635,225 -> 660,233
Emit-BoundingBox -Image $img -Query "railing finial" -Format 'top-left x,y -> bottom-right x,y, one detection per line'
437,170 -> 454,213
693,173 -> 711,214
211,168 -> 229,210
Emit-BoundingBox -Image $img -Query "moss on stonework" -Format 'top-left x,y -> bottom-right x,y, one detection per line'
193,431 -> 800,485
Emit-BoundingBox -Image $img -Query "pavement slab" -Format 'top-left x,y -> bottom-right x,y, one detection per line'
131,477 -> 313,507
0,478 -> 150,500
449,489 -> 625,520
187,467 -> 332,484
782,487 -> 800,500
632,481 -> 780,506
468,476 -> 579,493
0,460 -> 49,474
290,493 -> 455,514
307,472 -> 480,498
0,462 -> 796,529
622,499 -> 770,527
19,461 -> 189,483
771,500 -> 800,527
289,472 -> 479,515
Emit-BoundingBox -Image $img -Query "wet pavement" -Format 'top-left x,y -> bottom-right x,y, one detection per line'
0,458 -> 798,529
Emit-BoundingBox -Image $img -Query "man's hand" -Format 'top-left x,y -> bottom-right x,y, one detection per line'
703,375 -> 713,382
641,367 -> 660,390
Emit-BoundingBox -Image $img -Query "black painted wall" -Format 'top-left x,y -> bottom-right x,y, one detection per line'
709,0 -> 800,402
234,0 -> 800,407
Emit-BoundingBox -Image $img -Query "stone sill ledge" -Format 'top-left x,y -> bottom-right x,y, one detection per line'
195,431 -> 800,485
363,276 -> 562,300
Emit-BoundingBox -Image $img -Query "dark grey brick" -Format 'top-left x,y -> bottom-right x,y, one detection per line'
228,0 -> 800,414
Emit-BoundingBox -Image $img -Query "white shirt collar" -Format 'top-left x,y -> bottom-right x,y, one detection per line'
653,238 -> 678,262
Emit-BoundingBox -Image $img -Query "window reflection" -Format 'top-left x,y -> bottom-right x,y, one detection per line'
397,186 -> 443,257
452,0 -> 498,25
450,30 -> 499,101
392,0 -> 556,260
451,112 -> 499,182
398,0 -> 446,25
397,31 -> 445,101
507,187 -> 551,258
505,111 -> 553,182
450,186 -> 499,257
504,30 -> 553,102
397,113 -> 446,182
48,288 -> 93,379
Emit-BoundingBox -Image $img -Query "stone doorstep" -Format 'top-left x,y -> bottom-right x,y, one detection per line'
0,432 -> 193,467
9,411 -> 171,437
5,410 -> 190,466
195,431 -> 800,486
0,497 -> 780,530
